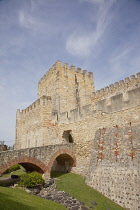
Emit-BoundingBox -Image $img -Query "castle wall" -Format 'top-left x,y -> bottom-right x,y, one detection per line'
57,105 -> 140,210
85,115 -> 140,210
92,72 -> 140,102
56,75 -> 140,210
15,96 -> 60,149
57,96 -> 140,169
14,61 -> 140,209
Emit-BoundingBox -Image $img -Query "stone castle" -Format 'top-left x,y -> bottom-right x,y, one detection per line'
14,61 -> 140,210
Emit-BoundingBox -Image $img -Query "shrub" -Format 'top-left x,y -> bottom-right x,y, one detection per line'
3,164 -> 21,174
18,171 -> 45,187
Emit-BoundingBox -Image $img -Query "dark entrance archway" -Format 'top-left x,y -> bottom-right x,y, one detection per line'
51,153 -> 74,173
47,149 -> 76,176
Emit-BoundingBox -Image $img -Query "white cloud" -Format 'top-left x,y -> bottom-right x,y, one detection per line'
66,0 -> 115,57
110,45 -> 133,63
66,33 -> 93,57
18,10 -> 44,31
109,42 -> 140,77
19,11 -> 33,29
18,0 -> 48,32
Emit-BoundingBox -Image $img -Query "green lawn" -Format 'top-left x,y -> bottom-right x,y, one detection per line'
0,171 -> 125,210
0,167 -> 26,178
0,186 -> 66,210
54,173 -> 125,210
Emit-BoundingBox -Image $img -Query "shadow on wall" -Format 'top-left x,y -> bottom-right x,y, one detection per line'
20,163 -> 44,173
51,154 -> 74,173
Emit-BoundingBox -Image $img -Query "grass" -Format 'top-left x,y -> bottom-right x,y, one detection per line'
3,164 -> 21,174
54,172 -> 125,210
0,167 -> 26,178
0,186 -> 66,210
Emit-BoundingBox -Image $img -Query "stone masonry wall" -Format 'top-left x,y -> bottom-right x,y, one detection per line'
57,104 -> 140,178
92,72 -> 140,103
57,102 -> 140,210
15,95 -> 60,149
86,126 -> 140,210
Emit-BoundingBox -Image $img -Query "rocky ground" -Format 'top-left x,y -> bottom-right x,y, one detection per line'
20,178 -> 107,210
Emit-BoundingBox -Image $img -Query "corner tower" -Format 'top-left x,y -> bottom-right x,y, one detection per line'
38,61 -> 95,114
15,61 -> 95,149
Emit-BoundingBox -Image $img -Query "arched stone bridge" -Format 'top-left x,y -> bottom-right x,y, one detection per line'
0,143 -> 76,179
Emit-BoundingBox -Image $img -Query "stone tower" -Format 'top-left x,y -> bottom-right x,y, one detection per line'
38,61 -> 94,114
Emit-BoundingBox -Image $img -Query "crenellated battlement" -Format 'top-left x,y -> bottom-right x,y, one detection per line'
64,62 -> 93,77
17,96 -> 51,116
92,72 -> 140,100
57,85 -> 140,124
38,61 -> 93,85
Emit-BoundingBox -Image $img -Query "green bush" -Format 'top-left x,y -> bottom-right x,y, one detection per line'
18,171 -> 45,187
3,164 -> 21,174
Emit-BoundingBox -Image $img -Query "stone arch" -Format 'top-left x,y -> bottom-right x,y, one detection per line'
47,149 -> 76,174
0,156 -> 48,175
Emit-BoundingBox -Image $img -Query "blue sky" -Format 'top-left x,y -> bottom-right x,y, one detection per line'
0,0 -> 140,146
